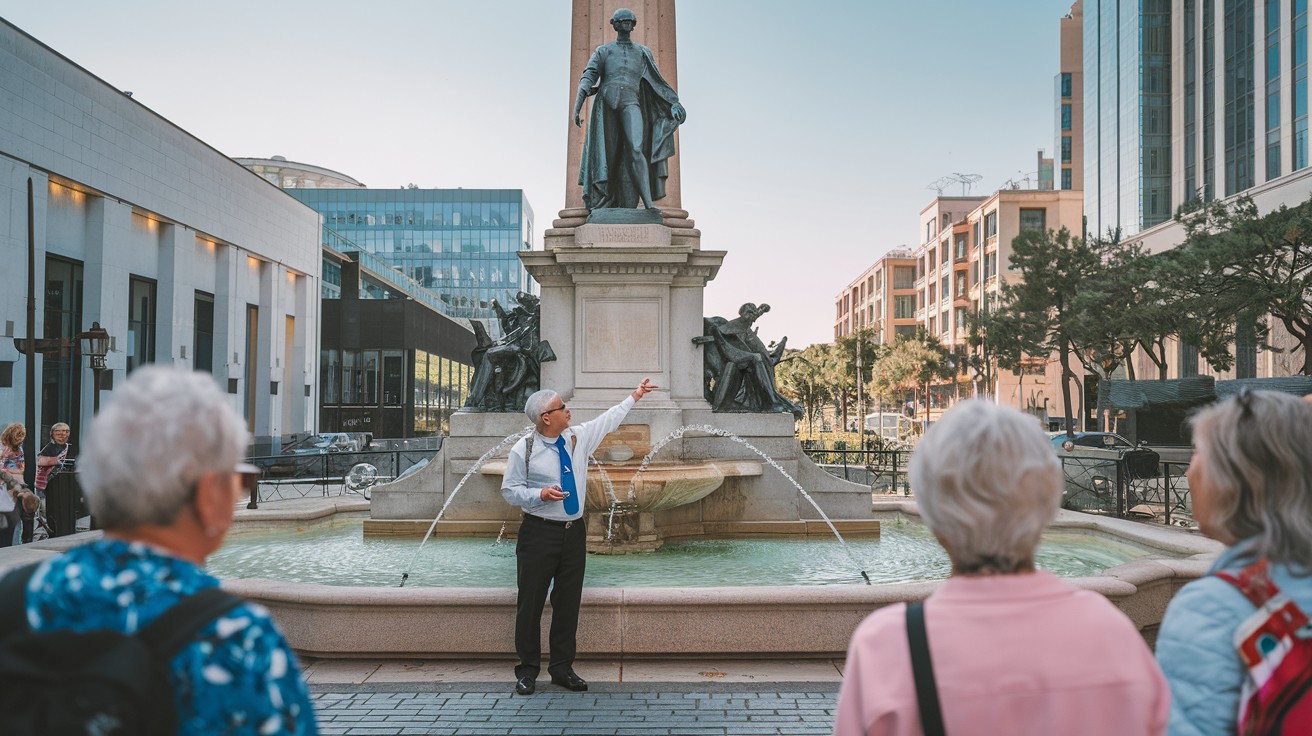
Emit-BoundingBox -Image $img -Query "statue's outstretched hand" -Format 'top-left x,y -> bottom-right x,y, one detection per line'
574,111 -> 584,127
671,103 -> 686,124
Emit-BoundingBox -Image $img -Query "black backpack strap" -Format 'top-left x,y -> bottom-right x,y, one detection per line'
138,586 -> 245,660
906,600 -> 947,736
0,562 -> 41,634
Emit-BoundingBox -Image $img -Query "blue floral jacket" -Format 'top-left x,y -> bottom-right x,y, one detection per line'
21,538 -> 317,735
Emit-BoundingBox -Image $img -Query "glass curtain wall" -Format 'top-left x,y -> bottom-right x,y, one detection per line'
1223,0 -> 1256,196
291,189 -> 534,332
1296,0 -> 1309,171
1267,0 -> 1283,180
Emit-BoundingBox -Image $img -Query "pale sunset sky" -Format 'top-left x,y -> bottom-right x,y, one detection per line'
1,0 -> 1068,347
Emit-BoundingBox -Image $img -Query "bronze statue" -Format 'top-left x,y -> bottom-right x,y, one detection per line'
574,7 -> 686,213
693,303 -> 803,418
466,292 -> 556,412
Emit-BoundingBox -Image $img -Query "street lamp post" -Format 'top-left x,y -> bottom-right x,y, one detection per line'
855,331 -> 867,449
77,322 -> 110,415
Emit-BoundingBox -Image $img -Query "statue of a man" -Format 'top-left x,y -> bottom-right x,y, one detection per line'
694,303 -> 803,418
574,7 -> 687,211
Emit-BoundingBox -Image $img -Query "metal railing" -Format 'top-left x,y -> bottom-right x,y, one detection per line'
1059,454 -> 1192,526
803,448 -> 911,496
245,447 -> 438,501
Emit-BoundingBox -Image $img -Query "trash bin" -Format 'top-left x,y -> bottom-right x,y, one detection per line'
45,471 -> 85,537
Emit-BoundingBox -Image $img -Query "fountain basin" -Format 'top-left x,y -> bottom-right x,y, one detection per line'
0,499 -> 1223,660
477,458 -> 761,512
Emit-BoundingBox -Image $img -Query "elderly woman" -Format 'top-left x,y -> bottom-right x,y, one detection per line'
835,400 -> 1169,736
0,422 -> 26,546
3,367 -> 317,734
1156,391 -> 1312,735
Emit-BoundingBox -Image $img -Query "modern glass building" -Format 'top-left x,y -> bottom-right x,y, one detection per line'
288,188 -> 535,334
1084,0 -> 1172,237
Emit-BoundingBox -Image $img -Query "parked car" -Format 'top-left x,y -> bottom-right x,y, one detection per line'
1050,431 -> 1137,452
287,432 -> 370,455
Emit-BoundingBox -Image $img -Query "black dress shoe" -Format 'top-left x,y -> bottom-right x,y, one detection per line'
515,676 -> 536,695
550,670 -> 588,691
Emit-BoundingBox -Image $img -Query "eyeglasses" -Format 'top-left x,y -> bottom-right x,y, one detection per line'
540,404 -> 568,418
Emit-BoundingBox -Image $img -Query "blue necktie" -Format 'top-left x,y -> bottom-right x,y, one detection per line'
554,436 -> 579,515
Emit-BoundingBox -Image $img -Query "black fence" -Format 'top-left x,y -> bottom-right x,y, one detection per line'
245,447 -> 438,500
803,448 -> 911,496
1059,453 -> 1192,526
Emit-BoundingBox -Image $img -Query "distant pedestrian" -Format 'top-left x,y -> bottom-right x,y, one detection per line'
0,423 -> 25,546
26,422 -> 71,541
34,422 -> 71,493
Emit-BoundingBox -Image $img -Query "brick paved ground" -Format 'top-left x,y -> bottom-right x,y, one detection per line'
311,684 -> 839,736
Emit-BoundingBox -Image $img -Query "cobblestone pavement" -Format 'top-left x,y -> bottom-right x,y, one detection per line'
311,684 -> 839,736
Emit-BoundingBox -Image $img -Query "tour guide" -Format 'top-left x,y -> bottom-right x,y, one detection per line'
501,379 -> 655,695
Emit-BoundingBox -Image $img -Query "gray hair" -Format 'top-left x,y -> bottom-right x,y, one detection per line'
50,422 -> 70,433
1189,390 -> 1312,571
909,400 -> 1063,574
80,366 -> 249,529
524,389 -> 560,424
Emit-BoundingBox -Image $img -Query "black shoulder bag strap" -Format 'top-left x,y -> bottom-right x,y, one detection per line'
0,561 -> 242,662
138,587 -> 244,659
0,562 -> 40,633
906,600 -> 947,736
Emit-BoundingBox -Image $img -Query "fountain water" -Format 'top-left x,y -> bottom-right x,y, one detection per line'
625,424 -> 871,583
398,426 -> 532,586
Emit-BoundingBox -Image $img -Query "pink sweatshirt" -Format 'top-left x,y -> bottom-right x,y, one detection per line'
834,571 -> 1169,736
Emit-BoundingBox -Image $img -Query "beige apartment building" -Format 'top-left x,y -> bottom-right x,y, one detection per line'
833,249 -> 918,343
905,189 -> 1083,420
1057,1 -> 1083,192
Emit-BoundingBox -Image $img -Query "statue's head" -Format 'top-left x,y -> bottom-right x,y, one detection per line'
611,8 -> 637,30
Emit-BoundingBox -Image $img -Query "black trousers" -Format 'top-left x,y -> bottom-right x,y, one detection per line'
514,514 -> 586,679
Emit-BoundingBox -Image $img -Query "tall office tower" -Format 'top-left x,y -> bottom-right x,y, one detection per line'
1083,0 -> 1171,237
1057,1 -> 1084,193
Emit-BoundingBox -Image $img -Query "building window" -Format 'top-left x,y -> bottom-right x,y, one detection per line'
1061,103 -> 1072,131
1267,0 -> 1282,180
894,266 -> 915,289
894,295 -> 916,319
321,349 -> 341,405
127,276 -> 157,374
1019,208 -> 1047,233
1061,136 -> 1072,163
1179,341 -> 1200,378
1061,168 -> 1073,189
954,235 -> 967,260
1061,72 -> 1072,98
1185,0 -> 1198,199
1204,0 -> 1217,200
1223,0 -> 1256,196
42,256 -> 83,432
983,212 -> 998,239
1295,0 -> 1309,171
955,272 -> 966,297
194,291 -> 214,374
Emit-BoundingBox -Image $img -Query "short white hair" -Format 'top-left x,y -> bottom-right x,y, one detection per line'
909,400 -> 1062,574
524,389 -> 559,424
80,366 -> 249,529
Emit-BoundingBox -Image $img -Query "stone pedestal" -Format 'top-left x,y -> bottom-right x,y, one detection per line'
525,222 -> 724,447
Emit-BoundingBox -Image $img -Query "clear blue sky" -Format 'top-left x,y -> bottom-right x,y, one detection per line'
0,0 -> 1069,347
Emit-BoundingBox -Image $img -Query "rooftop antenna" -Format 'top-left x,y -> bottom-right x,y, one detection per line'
926,176 -> 956,196
951,173 -> 982,195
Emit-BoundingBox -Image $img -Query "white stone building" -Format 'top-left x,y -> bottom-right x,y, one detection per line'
0,19 -> 321,444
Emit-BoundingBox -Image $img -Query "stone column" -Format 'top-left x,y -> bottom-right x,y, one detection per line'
558,0 -> 691,231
